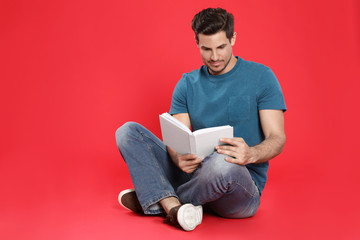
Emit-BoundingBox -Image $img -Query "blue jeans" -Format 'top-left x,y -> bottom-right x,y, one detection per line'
115,122 -> 260,218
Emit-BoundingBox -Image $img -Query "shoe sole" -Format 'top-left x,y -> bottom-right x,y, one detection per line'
177,204 -> 203,231
118,189 -> 135,211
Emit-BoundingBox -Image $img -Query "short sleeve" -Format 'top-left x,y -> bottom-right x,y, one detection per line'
256,68 -> 287,111
169,74 -> 188,114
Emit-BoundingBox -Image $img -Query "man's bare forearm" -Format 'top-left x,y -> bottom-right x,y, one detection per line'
249,134 -> 286,164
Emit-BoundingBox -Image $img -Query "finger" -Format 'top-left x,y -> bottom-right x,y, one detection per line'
184,166 -> 196,174
224,156 -> 235,162
221,137 -> 245,144
181,157 -> 203,168
183,162 -> 201,173
224,157 -> 242,166
216,145 -> 236,151
224,157 -> 237,164
233,137 -> 245,142
219,138 -> 242,147
196,157 -> 204,164
225,157 -> 247,166
219,138 -> 233,144
216,147 -> 237,157
180,153 -> 198,161
187,157 -> 204,166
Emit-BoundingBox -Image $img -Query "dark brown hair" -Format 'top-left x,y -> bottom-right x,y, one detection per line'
191,8 -> 234,43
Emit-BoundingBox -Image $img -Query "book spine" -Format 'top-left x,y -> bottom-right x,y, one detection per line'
189,134 -> 196,154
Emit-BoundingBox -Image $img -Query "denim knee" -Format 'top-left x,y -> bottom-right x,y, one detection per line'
199,153 -> 239,180
198,152 -> 257,196
115,122 -> 141,148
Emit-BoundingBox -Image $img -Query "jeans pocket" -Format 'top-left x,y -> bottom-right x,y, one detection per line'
228,95 -> 250,122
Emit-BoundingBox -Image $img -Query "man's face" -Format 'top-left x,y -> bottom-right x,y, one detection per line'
197,31 -> 236,75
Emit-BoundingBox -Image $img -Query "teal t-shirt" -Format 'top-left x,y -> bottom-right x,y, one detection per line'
169,57 -> 286,194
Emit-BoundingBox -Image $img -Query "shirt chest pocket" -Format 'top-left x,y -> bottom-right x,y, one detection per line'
228,96 -> 250,122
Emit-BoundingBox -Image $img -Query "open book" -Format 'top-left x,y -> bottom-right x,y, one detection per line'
159,112 -> 233,157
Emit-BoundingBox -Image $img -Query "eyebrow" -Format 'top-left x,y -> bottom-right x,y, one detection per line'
200,43 -> 228,50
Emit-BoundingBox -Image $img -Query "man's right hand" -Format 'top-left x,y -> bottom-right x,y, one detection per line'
167,146 -> 204,174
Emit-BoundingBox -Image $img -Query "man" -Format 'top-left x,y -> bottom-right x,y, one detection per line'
115,7 -> 286,231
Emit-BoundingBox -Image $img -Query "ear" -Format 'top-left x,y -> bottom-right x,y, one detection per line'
230,32 -> 237,46
194,35 -> 199,46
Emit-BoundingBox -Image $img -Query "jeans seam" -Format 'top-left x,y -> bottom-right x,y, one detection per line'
138,130 -> 169,187
197,181 -> 257,206
220,168 -> 258,198
223,163 -> 258,198
228,180 -> 258,198
139,129 -> 167,152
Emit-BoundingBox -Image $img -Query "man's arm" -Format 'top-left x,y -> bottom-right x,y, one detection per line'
216,109 -> 286,165
166,113 -> 204,173
172,113 -> 191,129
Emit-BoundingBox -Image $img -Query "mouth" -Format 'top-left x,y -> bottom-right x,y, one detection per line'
209,61 -> 222,67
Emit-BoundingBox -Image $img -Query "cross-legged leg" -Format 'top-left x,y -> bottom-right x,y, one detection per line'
115,122 -> 191,215
176,152 -> 260,218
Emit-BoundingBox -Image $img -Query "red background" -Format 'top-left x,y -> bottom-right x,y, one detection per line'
1,0 -> 360,239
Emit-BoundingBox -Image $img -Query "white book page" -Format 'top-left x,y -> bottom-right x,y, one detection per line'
193,125 -> 232,136
194,126 -> 233,157
161,113 -> 191,134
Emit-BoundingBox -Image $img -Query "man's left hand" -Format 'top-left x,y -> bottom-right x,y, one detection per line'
216,137 -> 255,165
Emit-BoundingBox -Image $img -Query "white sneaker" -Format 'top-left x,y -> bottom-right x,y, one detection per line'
166,204 -> 203,231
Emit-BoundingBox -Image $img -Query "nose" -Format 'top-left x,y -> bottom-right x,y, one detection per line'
210,51 -> 218,61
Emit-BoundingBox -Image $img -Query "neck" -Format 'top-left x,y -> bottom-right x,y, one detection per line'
227,55 -> 237,71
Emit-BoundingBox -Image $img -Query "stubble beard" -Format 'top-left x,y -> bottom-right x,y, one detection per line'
207,55 -> 233,75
